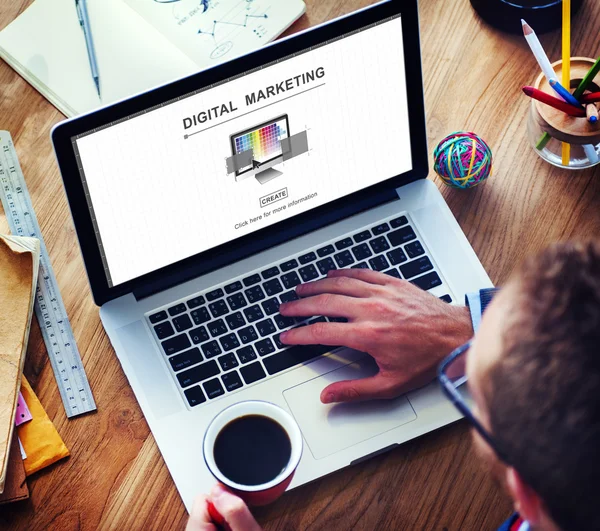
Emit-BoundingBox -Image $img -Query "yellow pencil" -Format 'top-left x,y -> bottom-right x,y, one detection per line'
562,0 -> 571,166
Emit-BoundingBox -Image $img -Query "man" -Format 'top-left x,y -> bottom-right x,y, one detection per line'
187,241 -> 600,531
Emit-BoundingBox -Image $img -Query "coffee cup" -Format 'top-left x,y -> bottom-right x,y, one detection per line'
203,400 -> 303,506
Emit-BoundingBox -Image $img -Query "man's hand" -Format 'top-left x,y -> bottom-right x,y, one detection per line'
279,268 -> 472,404
186,484 -> 262,531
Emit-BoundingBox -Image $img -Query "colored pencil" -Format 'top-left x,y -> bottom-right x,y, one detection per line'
583,144 -> 599,164
561,0 -> 571,165
549,79 -> 581,108
522,86 -> 586,116
580,92 -> 600,104
573,57 -> 600,100
521,20 -> 557,83
586,103 -> 599,123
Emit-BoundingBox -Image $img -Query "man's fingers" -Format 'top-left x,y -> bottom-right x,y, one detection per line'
280,321 -> 361,349
295,276 -> 383,299
327,268 -> 392,285
279,293 -> 359,319
186,495 -> 216,531
210,484 -> 262,531
320,373 -> 402,404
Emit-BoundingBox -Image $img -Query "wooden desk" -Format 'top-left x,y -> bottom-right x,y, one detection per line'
1,0 -> 599,528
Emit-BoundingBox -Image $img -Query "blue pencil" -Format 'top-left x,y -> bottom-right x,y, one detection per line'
549,79 -> 582,107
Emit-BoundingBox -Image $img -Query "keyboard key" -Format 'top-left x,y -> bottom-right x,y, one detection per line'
256,318 -> 276,337
351,262 -> 369,269
255,338 -> 276,356
272,333 -> 285,350
308,316 -> 327,325
177,360 -> 220,387
218,352 -> 239,371
208,319 -> 228,337
191,307 -> 211,325
317,244 -> 335,257
369,255 -> 390,272
153,321 -> 174,340
245,285 -> 266,303
390,215 -> 408,228
388,226 -> 417,246
222,371 -> 243,392
372,222 -> 390,235
384,268 -> 402,279
370,236 -> 390,254
263,278 -> 284,296
203,378 -> 225,399
280,291 -> 299,303
411,271 -> 442,291
298,252 -> 316,264
227,292 -> 247,310
328,317 -> 348,323
186,296 -> 205,309
281,271 -> 301,289
224,281 -> 243,294
219,333 -> 240,352
149,310 -> 168,324
209,299 -> 228,318
353,230 -> 371,243
262,297 -> 280,315
335,237 -> 354,250
236,345 -> 257,364
240,362 -> 266,384
405,240 -> 425,259
263,344 -> 333,375
274,313 -> 295,330
387,248 -> 408,265
440,294 -> 453,303
201,340 -> 222,359
169,347 -> 203,372
333,250 -> 355,268
299,264 -> 319,282
280,259 -> 298,272
400,257 -> 434,279
238,325 -> 258,344
184,386 -> 206,407
173,314 -> 193,333
317,257 -> 336,275
167,303 -> 186,317
244,305 -> 264,322
225,311 -> 246,330
243,274 -> 261,287
261,266 -> 280,279
189,326 -> 210,344
206,288 -> 224,302
162,334 -> 191,356
351,243 -> 373,261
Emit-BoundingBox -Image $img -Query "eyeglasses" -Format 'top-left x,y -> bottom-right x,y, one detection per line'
437,340 -> 509,464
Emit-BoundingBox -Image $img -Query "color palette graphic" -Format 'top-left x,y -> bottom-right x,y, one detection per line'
234,121 -> 285,164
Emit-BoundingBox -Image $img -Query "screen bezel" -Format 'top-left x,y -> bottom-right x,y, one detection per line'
230,114 -> 290,176
51,0 -> 428,306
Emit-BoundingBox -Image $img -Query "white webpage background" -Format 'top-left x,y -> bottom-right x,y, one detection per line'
76,17 -> 411,287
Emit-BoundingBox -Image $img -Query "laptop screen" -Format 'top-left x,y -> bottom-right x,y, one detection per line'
73,14 -> 411,288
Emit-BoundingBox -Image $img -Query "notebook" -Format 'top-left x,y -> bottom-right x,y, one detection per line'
0,0 -> 305,117
0,235 -> 40,494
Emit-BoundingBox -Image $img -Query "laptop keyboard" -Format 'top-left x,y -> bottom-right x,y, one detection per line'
146,213 -> 453,409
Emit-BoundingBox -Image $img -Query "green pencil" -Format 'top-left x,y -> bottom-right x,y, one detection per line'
573,57 -> 600,100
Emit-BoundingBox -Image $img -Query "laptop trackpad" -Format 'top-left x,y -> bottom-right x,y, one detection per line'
283,356 -> 417,460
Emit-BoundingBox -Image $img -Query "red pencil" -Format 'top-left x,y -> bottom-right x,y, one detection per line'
580,92 -> 600,104
522,86 -> 586,117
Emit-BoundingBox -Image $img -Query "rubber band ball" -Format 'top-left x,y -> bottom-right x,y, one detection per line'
433,132 -> 493,189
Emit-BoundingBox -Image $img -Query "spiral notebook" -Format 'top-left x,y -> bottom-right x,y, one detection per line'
0,0 -> 305,117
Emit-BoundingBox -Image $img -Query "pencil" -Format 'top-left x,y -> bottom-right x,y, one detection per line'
573,57 -> 600,100
522,86 -> 586,116
549,79 -> 582,108
586,103 -> 599,123
521,20 -> 557,83
580,92 -> 600,104
561,0 -> 571,165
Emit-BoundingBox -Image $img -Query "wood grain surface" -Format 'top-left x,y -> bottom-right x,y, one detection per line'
1,0 -> 600,529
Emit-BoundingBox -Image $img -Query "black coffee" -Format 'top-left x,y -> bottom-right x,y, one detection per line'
213,414 -> 291,486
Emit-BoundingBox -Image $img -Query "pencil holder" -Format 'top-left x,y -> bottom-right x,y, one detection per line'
527,57 -> 600,169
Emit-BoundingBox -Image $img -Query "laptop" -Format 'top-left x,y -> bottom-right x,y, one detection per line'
51,0 -> 492,511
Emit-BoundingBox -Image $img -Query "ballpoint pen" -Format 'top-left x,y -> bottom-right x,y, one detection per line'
75,0 -> 101,98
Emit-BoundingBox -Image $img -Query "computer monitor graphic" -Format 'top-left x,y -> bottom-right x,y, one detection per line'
230,114 -> 290,184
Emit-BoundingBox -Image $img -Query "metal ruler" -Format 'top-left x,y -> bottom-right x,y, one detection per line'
0,131 -> 96,418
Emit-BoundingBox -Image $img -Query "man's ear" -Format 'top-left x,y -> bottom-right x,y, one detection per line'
505,467 -> 542,525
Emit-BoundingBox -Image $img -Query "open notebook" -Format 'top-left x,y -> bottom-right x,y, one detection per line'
0,0 -> 305,117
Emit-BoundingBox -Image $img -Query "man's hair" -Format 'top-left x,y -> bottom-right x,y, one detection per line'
486,241 -> 600,531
